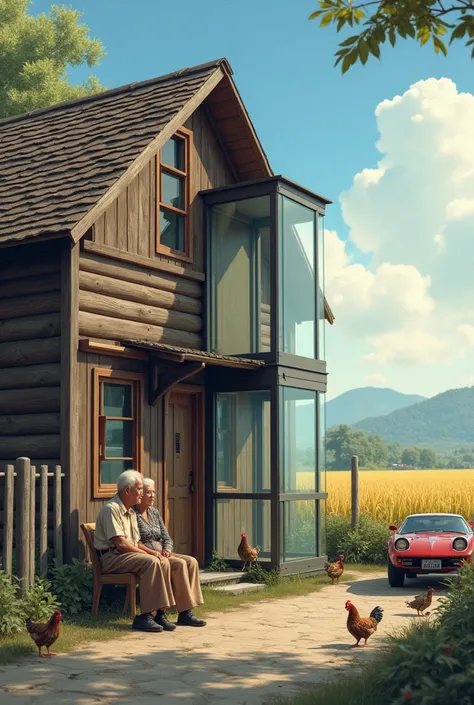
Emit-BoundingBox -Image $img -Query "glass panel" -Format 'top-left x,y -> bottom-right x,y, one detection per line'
161,171 -> 184,210
318,500 -> 327,556
160,208 -> 185,252
281,387 -> 316,493
100,459 -> 130,486
215,498 -> 271,561
281,500 -> 316,561
161,137 -> 184,171
318,213 -> 325,361
103,383 -> 131,417
279,195 -> 316,358
210,196 -> 271,355
319,392 -> 326,493
216,391 -> 271,493
105,419 -> 133,458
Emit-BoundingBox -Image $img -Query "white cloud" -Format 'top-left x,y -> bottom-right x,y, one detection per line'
324,77 -> 474,397
364,373 -> 387,386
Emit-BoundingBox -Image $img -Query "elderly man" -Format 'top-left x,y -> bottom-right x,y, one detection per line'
94,469 -> 205,633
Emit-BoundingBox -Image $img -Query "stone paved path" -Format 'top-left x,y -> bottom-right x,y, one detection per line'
0,571 -> 446,705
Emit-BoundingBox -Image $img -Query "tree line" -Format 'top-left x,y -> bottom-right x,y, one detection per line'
318,425 -> 474,470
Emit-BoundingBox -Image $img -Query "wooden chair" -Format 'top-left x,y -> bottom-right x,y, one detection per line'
80,522 -> 138,618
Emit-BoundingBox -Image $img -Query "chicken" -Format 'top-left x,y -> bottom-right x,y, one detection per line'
345,600 -> 384,647
237,532 -> 260,571
406,586 -> 435,616
26,609 -> 63,657
324,554 -> 344,584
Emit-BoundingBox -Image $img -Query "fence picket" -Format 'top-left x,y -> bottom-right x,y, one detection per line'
40,465 -> 48,578
54,465 -> 63,565
16,457 -> 31,594
2,464 -> 14,575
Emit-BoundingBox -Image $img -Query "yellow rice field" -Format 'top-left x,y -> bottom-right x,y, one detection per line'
297,470 -> 474,523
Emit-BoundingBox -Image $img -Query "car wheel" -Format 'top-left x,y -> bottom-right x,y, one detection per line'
388,559 -> 405,587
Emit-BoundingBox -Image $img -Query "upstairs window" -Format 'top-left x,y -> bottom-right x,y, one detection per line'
93,369 -> 143,498
157,127 -> 193,261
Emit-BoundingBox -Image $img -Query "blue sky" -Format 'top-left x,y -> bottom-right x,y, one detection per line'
32,1 -> 474,400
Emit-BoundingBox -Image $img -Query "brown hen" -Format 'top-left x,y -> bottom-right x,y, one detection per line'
237,532 -> 260,571
26,609 -> 62,657
345,601 -> 384,647
406,586 -> 435,616
324,554 -> 344,584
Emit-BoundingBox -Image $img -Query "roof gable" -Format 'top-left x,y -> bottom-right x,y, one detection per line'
0,58 -> 271,247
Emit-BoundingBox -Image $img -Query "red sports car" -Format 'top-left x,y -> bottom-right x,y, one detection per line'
387,513 -> 474,587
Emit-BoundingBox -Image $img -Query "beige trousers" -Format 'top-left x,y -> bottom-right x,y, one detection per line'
101,551 -> 203,615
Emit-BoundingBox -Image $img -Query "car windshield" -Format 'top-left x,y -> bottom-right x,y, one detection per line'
400,515 -> 470,535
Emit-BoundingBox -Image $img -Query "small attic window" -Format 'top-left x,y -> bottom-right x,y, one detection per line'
157,127 -> 193,262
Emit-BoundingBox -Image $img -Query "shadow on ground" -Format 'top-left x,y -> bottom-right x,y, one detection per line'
0,644 -> 360,705
344,574 -> 450,598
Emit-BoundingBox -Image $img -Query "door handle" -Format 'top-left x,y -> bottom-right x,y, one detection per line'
188,471 -> 195,494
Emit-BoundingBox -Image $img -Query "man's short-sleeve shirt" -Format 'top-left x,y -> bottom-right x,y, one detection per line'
94,494 -> 140,550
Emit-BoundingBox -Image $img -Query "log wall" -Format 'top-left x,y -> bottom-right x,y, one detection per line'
0,242 -> 62,467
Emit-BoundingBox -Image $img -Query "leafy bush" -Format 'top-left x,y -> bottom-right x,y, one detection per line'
207,551 -> 232,573
0,570 -> 60,635
22,578 -> 60,622
245,562 -> 280,586
49,559 -> 93,616
0,571 -> 24,635
326,513 -> 390,564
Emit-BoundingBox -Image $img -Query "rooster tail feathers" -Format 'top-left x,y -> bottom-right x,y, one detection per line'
25,618 -> 33,630
369,606 -> 384,623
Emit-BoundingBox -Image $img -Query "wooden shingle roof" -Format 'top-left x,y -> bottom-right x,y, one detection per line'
0,59 -> 231,246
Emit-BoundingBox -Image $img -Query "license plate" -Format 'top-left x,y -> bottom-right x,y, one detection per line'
421,559 -> 442,570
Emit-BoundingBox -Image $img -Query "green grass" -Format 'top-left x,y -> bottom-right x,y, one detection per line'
0,568 -> 365,664
271,675 -> 372,705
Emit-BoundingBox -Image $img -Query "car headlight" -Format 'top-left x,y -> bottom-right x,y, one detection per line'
453,537 -> 468,552
395,538 -> 410,551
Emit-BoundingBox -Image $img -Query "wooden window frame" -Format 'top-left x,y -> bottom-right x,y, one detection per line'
216,393 -> 238,491
156,127 -> 193,263
92,369 -> 144,499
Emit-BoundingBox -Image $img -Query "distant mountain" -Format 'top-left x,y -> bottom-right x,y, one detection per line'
325,387 -> 426,428
354,386 -> 474,451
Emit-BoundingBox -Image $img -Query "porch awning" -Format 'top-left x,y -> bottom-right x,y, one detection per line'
123,340 -> 265,369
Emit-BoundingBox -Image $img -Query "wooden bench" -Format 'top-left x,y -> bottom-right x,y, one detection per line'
80,522 -> 138,617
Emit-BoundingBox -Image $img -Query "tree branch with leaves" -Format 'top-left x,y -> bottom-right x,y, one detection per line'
309,0 -> 474,72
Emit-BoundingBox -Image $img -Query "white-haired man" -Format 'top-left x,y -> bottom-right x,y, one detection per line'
94,469 -> 174,632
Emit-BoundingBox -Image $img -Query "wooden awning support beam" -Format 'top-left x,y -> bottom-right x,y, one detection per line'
149,360 -> 205,405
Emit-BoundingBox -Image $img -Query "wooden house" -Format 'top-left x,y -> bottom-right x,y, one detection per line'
0,58 -> 334,574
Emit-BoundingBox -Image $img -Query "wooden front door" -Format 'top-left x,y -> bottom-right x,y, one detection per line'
165,389 -> 202,558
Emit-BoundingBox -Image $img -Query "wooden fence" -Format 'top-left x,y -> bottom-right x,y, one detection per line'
0,457 -> 64,594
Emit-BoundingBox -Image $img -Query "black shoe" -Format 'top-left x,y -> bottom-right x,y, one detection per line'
177,610 -> 206,627
132,613 -> 163,632
155,610 -> 176,631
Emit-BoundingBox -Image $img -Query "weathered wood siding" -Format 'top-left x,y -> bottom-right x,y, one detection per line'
0,242 -> 62,466
91,105 -> 235,272
75,352 -> 164,527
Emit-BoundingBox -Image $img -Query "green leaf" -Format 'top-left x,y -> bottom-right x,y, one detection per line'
433,35 -> 447,55
339,34 -> 360,47
367,38 -> 381,58
418,26 -> 431,46
359,39 -> 369,64
309,10 -> 324,19
389,29 -> 396,47
341,47 -> 358,73
450,22 -> 467,44
320,12 -> 335,28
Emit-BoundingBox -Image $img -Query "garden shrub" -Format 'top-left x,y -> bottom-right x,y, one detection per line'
207,550 -> 232,573
0,570 -> 60,635
245,562 -> 280,586
49,558 -> 93,616
22,578 -> 60,622
326,513 -> 390,564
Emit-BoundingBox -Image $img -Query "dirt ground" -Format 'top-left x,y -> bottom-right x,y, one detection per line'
0,570 -> 446,705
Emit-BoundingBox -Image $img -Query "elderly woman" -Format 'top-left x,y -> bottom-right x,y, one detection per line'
134,478 -> 206,630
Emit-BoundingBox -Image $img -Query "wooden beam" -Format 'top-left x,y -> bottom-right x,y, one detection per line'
60,240 -> 80,561
81,241 -> 205,283
78,338 -> 148,360
150,361 -> 205,405
71,68 -> 226,243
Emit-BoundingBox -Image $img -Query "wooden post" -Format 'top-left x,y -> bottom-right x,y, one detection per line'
351,455 -> 359,529
54,465 -> 63,565
15,457 -> 31,594
40,465 -> 49,578
29,466 -> 36,585
2,465 -> 14,576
